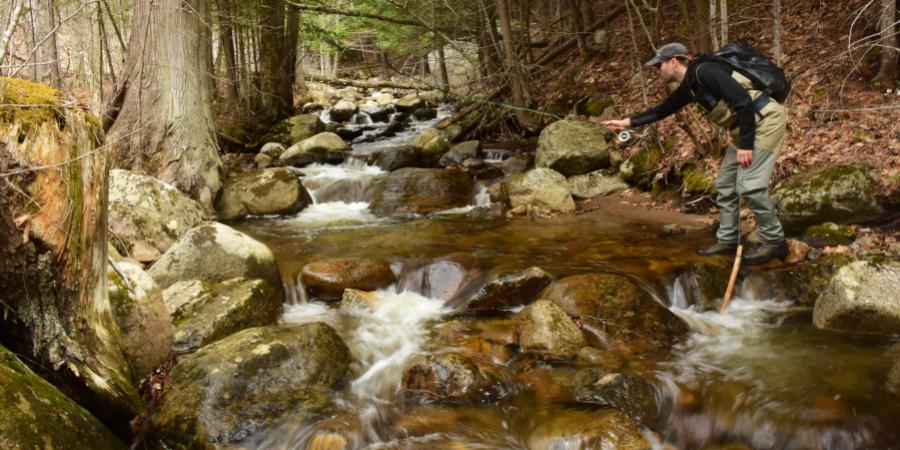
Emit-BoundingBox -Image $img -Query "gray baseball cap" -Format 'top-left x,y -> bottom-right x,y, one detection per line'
644,42 -> 689,67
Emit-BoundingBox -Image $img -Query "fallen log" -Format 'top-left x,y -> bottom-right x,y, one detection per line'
306,74 -> 433,91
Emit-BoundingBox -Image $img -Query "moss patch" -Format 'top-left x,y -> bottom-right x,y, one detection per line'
0,77 -> 63,136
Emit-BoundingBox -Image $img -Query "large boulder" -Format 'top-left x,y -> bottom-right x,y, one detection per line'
401,352 -> 517,404
462,267 -> 555,311
108,169 -> 206,262
540,273 -> 689,356
215,168 -> 312,221
107,260 -> 173,377
398,252 -> 480,301
501,168 -> 576,214
277,113 -> 326,144
280,132 -> 351,167
163,278 -> 283,353
152,324 -> 350,448
410,127 -> 450,166
517,299 -> 586,360
575,369 -> 660,426
568,170 -> 629,199
148,222 -> 280,290
366,168 -> 475,217
525,407 -> 651,450
395,93 -> 427,113
535,120 -> 610,176
375,146 -> 422,171
0,345 -> 124,449
300,258 -> 397,300
329,100 -> 358,122
773,164 -> 884,233
812,260 -> 900,334
742,253 -> 857,306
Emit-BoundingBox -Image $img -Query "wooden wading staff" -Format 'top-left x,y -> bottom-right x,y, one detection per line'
719,173 -> 745,315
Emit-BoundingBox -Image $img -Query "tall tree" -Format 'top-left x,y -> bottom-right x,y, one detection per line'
874,0 -> 898,81
103,0 -> 222,212
496,0 -> 537,130
215,0 -> 240,110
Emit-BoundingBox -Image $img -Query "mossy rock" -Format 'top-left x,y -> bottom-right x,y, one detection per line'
575,369 -> 660,427
539,273 -> 689,356
801,223 -> 858,248
742,253 -> 857,306
215,168 -> 312,221
577,98 -> 614,117
163,278 -> 284,353
773,164 -> 884,233
535,120 -> 611,177
501,168 -> 576,213
151,323 -> 350,448
525,407 -> 651,450
681,164 -> 717,196
812,260 -> 900,334
517,299 -> 587,360
620,143 -> 664,188
0,77 -> 63,137
0,345 -> 124,449
365,168 -> 474,217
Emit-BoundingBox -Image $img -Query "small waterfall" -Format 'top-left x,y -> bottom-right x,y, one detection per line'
483,149 -> 510,162
283,274 -> 310,305
350,111 -> 374,126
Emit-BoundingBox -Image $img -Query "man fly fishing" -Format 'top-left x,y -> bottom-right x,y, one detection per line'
602,42 -> 789,266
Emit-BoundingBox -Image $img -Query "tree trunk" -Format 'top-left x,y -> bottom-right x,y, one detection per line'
566,0 -> 588,59
258,0 -> 291,117
215,0 -> 240,109
45,0 -> 62,87
874,0 -> 898,81
0,0 -> 25,70
773,0 -> 782,65
496,0 -> 537,130
0,77 -> 143,430
709,0 -> 719,50
719,0 -> 728,45
103,0 -> 222,212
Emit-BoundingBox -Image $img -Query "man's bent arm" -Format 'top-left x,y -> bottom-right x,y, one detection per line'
629,87 -> 691,127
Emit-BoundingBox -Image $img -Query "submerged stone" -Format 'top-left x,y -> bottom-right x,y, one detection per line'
401,352 -> 517,404
517,299 -> 586,360
575,369 -> 660,426
301,258 -> 397,300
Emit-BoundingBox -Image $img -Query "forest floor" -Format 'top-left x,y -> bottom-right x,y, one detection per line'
526,0 -> 898,248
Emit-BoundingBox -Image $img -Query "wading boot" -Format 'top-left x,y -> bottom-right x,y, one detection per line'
697,242 -> 738,256
741,240 -> 789,266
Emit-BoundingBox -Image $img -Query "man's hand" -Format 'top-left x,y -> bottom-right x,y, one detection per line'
601,118 -> 631,130
737,149 -> 753,168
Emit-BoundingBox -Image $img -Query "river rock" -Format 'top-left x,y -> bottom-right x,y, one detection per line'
149,222 -> 280,290
315,178 -> 371,203
461,266 -> 555,310
259,142 -> 286,159
216,168 -> 312,221
525,407 -> 650,450
152,323 -> 350,448
410,127 -> 450,166
500,153 -> 533,176
676,262 -> 729,311
276,113 -> 326,144
812,260 -> 900,334
375,146 -> 422,171
620,143 -> 663,187
280,132 -> 350,167
742,253 -> 857,306
501,168 -> 576,214
254,153 -> 273,169
540,273 -> 689,356
517,299 -> 586,360
335,127 -> 363,141
301,258 -> 397,300
108,169 -> 206,262
568,170 -> 629,199
412,107 -> 438,120
329,100 -> 358,122
401,352 -> 517,404
107,260 -> 173,377
399,252 -> 480,301
439,140 -> 482,167
535,120 -> 610,176
0,345 -> 124,449
366,168 -> 475,217
575,369 -> 660,426
365,105 -> 393,122
163,278 -> 283,353
395,93 -> 427,113
801,222 -> 859,248
301,102 -> 323,113
773,164 -> 884,233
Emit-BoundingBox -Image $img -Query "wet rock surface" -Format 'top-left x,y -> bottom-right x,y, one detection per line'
280,132 -> 351,167
742,253 -> 857,306
401,352 -> 517,404
366,168 -> 475,217
461,266 -> 555,311
501,168 -> 576,214
216,168 -> 312,221
399,252 -> 480,301
575,370 -> 661,426
524,407 -> 651,450
301,257 -> 397,300
517,299 -> 587,360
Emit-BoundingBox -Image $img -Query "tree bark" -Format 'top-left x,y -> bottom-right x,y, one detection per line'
103,0 -> 222,212
258,0 -> 292,117
497,0 -> 537,130
773,0 -> 782,65
566,0 -> 588,59
719,0 -> 728,45
874,0 -> 898,81
0,0 -> 26,70
46,0 -> 62,87
0,77 -> 143,430
215,0 -> 240,109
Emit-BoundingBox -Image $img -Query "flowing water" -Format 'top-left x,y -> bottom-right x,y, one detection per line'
233,109 -> 900,449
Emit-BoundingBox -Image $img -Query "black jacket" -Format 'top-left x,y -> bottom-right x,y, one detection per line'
630,56 -> 758,150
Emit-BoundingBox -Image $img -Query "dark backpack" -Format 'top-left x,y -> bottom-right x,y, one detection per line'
712,42 -> 792,103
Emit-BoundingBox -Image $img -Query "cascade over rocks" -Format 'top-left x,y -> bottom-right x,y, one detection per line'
399,252 -> 480,301
107,260 -> 174,377
366,168 -> 475,217
152,323 -> 350,448
742,253 -> 857,306
300,258 -> 397,300
812,260 -> 900,334
330,99 -> 358,122
0,345 -> 124,449
280,132 -> 351,167
676,262 -> 729,311
773,164 -> 884,233
540,273 -> 689,356
501,168 -> 576,214
535,119 -> 611,176
163,278 -> 283,353
215,168 -> 312,221
108,169 -> 207,262
149,222 -> 281,290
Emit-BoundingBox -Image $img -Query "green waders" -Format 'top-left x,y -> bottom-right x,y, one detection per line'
704,72 -> 787,245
